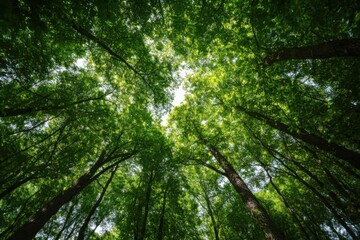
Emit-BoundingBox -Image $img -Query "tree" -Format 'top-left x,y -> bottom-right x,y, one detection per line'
1,0 -> 360,239
263,38 -> 360,66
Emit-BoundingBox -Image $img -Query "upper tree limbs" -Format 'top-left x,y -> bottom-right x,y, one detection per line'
263,38 -> 360,66
70,22 -> 152,86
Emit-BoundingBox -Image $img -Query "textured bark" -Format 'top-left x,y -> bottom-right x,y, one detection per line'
236,105 -> 360,170
192,122 -> 285,240
264,38 -> 360,66
77,166 -> 118,240
207,144 -> 285,240
8,154 -> 102,240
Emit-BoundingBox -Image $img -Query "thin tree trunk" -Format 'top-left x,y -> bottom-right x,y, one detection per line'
235,105 -> 360,170
54,203 -> 75,240
138,171 -> 154,240
77,165 -> 118,240
301,207 -> 331,240
258,161 -> 311,240
254,133 -> 359,239
203,189 -> 220,240
157,184 -> 168,240
263,38 -> 360,66
276,157 -> 358,239
192,122 -> 285,240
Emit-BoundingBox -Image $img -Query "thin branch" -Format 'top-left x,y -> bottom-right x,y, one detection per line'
71,22 -> 146,83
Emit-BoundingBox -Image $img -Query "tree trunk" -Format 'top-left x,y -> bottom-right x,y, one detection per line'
77,165 -> 118,240
157,184 -> 168,240
8,150 -> 129,240
275,156 -> 358,240
259,161 -> 311,240
207,144 -> 285,240
263,38 -> 360,66
235,105 -> 360,170
203,188 -> 220,240
138,171 -> 154,240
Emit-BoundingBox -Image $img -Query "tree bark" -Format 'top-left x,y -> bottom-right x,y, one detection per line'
8,149 -> 133,240
263,38 -> 360,66
207,144 -> 286,240
77,165 -> 118,240
235,105 -> 360,170
192,122 -> 285,240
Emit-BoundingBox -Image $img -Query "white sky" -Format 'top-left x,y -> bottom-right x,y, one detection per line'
74,57 -> 189,126
160,67 -> 192,125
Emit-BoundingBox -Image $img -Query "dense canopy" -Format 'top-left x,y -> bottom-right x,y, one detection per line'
1,0 -> 360,239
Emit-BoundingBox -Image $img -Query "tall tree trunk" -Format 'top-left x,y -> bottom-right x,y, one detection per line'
255,134 -> 358,238
54,203 -> 76,240
138,171 -> 154,240
275,156 -> 358,239
235,105 -> 360,170
8,149 -> 132,240
192,122 -> 285,240
203,188 -> 220,240
157,184 -> 168,240
258,161 -> 311,240
263,38 -> 360,66
77,165 -> 118,240
206,144 -> 286,240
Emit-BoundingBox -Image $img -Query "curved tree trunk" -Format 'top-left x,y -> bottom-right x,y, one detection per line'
264,38 -> 360,66
235,105 -> 360,170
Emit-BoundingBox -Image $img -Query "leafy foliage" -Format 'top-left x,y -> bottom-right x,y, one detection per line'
1,0 -> 359,239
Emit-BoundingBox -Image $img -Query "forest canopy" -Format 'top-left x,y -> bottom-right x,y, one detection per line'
1,0 -> 360,239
